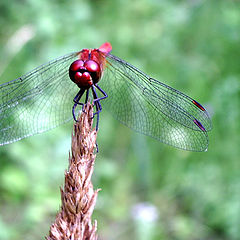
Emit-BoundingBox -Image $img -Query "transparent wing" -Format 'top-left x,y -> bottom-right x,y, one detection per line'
0,52 -> 80,145
99,54 -> 211,151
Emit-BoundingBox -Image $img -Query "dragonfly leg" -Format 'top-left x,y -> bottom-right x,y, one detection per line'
72,88 -> 85,121
80,89 -> 90,113
85,88 -> 89,104
92,85 -> 103,114
91,86 -> 100,152
93,100 -> 102,116
93,83 -> 108,103
91,85 -> 104,131
73,88 -> 85,104
95,102 -> 101,131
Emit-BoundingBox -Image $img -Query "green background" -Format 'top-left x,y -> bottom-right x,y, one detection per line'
0,0 -> 239,239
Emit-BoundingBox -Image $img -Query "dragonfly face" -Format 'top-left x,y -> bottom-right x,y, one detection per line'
68,45 -> 108,89
69,59 -> 101,88
0,42 -> 212,151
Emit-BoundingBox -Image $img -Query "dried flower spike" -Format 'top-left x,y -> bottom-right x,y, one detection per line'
46,103 -> 99,240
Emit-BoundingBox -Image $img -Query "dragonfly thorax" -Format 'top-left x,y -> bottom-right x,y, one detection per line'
69,59 -> 101,89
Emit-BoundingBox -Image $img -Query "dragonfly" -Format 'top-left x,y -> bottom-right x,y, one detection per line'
0,42 -> 212,151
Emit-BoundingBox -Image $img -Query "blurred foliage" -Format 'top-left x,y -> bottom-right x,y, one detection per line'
0,0 -> 240,239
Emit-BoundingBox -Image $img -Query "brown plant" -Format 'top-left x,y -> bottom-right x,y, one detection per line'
46,103 -> 99,240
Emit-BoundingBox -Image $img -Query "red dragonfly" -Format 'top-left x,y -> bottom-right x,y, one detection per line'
0,43 -> 212,151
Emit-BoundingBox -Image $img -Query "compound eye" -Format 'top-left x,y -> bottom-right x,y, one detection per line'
84,60 -> 100,73
69,60 -> 84,71
81,72 -> 91,81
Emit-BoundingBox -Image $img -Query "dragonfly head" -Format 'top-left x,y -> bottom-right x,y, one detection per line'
69,59 -> 101,88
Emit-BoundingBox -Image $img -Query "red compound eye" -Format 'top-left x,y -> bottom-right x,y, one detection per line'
73,71 -> 92,88
74,72 -> 83,82
69,60 -> 84,71
69,59 -> 101,88
84,60 -> 100,72
81,72 -> 91,81
84,60 -> 101,83
69,60 -> 85,82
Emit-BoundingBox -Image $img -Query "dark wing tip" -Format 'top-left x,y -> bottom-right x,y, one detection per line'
192,100 -> 206,111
